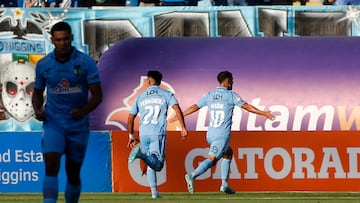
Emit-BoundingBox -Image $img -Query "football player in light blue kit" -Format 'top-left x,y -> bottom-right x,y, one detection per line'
32,22 -> 103,203
183,71 -> 275,194
127,70 -> 188,198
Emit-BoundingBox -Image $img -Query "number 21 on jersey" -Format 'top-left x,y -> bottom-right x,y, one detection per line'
143,105 -> 160,125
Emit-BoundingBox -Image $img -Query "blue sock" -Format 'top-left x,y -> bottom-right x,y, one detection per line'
43,176 -> 58,203
193,159 -> 213,179
221,158 -> 231,187
44,198 -> 57,203
65,182 -> 81,203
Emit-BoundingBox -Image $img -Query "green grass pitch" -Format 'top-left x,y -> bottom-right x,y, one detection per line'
1,192 -> 360,203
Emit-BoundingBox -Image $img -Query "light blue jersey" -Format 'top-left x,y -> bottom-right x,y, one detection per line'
130,86 -> 178,136
34,47 -> 101,130
197,87 -> 246,158
198,87 -> 246,137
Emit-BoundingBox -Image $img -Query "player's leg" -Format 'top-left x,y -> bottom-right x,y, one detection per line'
186,153 -> 216,194
42,122 -> 65,203
221,146 -> 233,187
129,134 -> 162,165
185,138 -> 224,193
220,146 -> 235,194
64,130 -> 89,203
192,139 -> 224,179
146,167 -> 161,198
192,157 -> 216,179
65,159 -> 82,203
185,155 -> 215,194
146,134 -> 165,198
43,153 -> 62,203
143,134 -> 165,171
128,135 -> 149,163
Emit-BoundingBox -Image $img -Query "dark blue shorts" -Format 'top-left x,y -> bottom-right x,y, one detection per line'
42,121 -> 89,163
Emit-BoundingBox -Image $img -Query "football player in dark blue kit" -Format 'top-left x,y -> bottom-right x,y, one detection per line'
32,21 -> 103,203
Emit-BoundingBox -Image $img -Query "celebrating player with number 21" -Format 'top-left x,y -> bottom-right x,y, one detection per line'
127,70 -> 188,199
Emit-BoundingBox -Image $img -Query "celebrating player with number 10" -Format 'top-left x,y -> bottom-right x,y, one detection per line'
127,70 -> 188,199
182,71 -> 275,195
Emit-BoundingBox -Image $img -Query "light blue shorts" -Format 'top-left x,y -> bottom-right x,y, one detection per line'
207,134 -> 230,159
139,134 -> 166,164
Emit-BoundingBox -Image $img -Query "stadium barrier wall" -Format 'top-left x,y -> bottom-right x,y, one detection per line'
112,130 -> 360,192
0,132 -> 112,192
2,130 -> 360,192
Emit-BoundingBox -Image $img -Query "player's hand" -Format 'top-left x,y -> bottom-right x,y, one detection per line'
34,108 -> 45,121
71,109 -> 85,120
180,129 -> 188,140
127,138 -> 139,148
265,111 -> 276,121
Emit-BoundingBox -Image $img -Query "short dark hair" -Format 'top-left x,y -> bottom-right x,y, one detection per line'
217,71 -> 232,83
147,70 -> 162,85
50,21 -> 72,36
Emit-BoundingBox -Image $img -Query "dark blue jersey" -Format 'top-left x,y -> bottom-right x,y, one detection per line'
34,47 -> 100,129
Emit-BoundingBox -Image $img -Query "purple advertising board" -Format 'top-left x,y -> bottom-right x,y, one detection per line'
95,37 -> 360,131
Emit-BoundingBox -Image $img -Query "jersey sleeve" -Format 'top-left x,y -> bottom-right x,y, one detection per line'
233,92 -> 246,107
129,96 -> 140,115
196,93 -> 208,108
87,59 -> 101,85
168,92 -> 179,107
34,61 -> 45,90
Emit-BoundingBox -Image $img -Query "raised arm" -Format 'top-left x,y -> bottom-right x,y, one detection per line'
241,103 -> 275,120
169,104 -> 200,123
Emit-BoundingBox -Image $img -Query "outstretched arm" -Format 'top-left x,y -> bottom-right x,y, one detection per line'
241,103 -> 275,120
169,104 -> 200,123
172,104 -> 188,140
183,104 -> 200,116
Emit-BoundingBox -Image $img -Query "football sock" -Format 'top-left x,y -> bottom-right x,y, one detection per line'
193,159 -> 213,179
147,167 -> 158,193
150,186 -> 159,196
43,176 -> 58,203
44,198 -> 57,203
221,158 -> 231,187
65,182 -> 81,203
